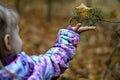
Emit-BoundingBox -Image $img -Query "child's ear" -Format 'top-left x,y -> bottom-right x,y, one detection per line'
4,34 -> 12,51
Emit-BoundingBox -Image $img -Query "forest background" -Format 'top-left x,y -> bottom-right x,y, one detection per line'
1,0 -> 120,80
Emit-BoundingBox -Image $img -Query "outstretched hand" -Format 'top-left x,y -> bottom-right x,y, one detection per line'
72,23 -> 96,33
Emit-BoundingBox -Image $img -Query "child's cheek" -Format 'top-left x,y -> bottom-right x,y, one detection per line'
12,34 -> 22,53
16,35 -> 22,52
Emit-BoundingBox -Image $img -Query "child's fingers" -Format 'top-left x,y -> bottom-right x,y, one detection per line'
73,23 -> 81,31
78,26 -> 96,33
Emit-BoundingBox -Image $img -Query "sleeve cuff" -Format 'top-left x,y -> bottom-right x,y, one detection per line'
67,25 -> 80,35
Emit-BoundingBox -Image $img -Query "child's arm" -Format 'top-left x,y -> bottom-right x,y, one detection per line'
28,23 -> 95,79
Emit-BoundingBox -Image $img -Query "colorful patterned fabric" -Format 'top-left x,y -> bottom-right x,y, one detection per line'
0,29 -> 80,80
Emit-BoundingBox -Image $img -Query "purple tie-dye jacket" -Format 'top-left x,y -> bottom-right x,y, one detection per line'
0,28 -> 80,80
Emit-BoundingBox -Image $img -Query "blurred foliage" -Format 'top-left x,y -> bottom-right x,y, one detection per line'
44,0 -> 75,22
45,0 -> 74,3
1,0 -> 120,80
117,0 -> 120,3
70,4 -> 104,26
116,29 -> 120,37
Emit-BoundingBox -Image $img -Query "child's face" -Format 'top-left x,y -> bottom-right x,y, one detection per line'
10,25 -> 22,54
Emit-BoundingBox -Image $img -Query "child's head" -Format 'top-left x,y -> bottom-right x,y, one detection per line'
0,4 -> 22,58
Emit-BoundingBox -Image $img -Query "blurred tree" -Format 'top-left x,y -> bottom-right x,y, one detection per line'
86,0 -> 92,7
14,0 -> 35,13
45,0 -> 52,22
44,0 -> 74,22
14,0 -> 20,13
117,0 -> 120,3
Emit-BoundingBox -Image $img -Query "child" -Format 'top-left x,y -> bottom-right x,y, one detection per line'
0,4 -> 95,80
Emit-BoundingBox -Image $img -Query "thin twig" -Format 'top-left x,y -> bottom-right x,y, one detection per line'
101,19 -> 120,23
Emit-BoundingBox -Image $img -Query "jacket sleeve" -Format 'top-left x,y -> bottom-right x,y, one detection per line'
29,29 -> 80,79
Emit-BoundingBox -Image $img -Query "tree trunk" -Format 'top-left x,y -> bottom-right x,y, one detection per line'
14,0 -> 20,13
46,0 -> 52,22
86,0 -> 92,7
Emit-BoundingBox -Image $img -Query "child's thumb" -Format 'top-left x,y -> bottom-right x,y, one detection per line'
74,23 -> 81,31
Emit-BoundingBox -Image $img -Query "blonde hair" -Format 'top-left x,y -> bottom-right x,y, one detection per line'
0,4 -> 19,53
0,4 -> 19,79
